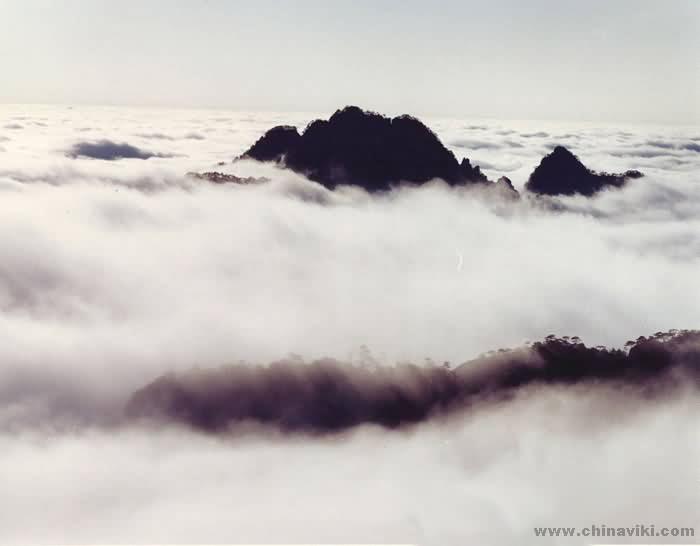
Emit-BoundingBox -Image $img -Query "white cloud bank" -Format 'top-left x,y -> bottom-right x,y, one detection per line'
0,104 -> 698,545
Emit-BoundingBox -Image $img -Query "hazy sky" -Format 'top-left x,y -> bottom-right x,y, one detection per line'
1,0 -> 698,123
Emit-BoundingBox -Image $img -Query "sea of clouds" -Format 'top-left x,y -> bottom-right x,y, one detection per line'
0,104 -> 698,545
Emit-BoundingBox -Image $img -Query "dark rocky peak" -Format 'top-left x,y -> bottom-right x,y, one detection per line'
525,145 -> 643,197
487,176 -> 519,200
328,105 -> 384,126
240,106 -> 488,192
496,176 -> 516,192
242,125 -> 300,162
459,158 -> 486,184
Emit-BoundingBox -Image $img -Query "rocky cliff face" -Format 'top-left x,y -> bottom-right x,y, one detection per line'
241,106 -> 488,191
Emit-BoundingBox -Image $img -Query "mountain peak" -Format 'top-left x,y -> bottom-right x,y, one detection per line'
240,106 -> 488,191
525,145 -> 641,197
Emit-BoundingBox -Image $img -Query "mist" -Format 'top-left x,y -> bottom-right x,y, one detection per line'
0,104 -> 698,545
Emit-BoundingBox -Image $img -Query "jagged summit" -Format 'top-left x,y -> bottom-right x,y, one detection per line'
496,176 -> 516,192
525,145 -> 642,197
242,125 -> 300,162
240,106 -> 488,191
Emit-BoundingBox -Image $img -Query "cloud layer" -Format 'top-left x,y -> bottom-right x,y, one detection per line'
66,138 -> 173,160
0,104 -> 698,545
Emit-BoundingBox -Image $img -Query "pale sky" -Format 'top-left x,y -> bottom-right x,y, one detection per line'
0,0 -> 698,123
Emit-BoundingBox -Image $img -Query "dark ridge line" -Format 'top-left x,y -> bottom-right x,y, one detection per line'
126,329 -> 699,435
